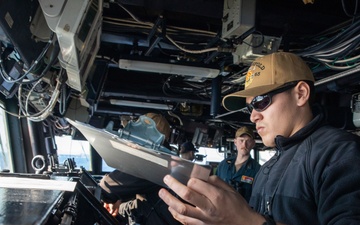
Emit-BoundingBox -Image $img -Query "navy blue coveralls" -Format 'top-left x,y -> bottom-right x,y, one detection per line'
216,156 -> 261,202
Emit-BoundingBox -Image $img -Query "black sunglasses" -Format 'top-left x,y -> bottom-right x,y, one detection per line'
246,82 -> 298,114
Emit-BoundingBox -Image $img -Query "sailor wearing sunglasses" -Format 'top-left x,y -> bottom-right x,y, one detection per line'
158,52 -> 360,225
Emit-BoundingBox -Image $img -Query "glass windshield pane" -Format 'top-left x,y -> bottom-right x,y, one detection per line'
0,101 -> 13,172
102,159 -> 115,172
55,135 -> 92,171
258,149 -> 276,165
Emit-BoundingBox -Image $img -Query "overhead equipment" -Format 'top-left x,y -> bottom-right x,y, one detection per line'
221,0 -> 256,40
233,34 -> 282,65
221,0 -> 281,67
39,0 -> 103,92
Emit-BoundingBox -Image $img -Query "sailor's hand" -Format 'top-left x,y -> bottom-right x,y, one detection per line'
159,175 -> 265,225
103,200 -> 121,217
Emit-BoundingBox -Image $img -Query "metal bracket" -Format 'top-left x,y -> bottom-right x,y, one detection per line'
105,115 -> 175,155
145,16 -> 166,56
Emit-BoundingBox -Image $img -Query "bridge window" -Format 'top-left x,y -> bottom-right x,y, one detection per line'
0,101 -> 13,172
55,135 -> 92,171
258,149 -> 277,165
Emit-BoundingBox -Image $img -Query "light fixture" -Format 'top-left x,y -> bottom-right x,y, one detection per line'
119,59 -> 220,78
110,99 -> 173,110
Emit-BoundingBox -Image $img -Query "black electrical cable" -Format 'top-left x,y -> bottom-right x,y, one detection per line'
0,32 -> 55,84
20,39 -> 60,85
298,20 -> 360,56
336,40 -> 360,60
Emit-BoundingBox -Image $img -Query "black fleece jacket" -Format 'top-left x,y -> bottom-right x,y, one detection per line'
249,113 -> 360,225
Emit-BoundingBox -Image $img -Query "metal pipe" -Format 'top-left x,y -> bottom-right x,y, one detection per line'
315,65 -> 360,86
